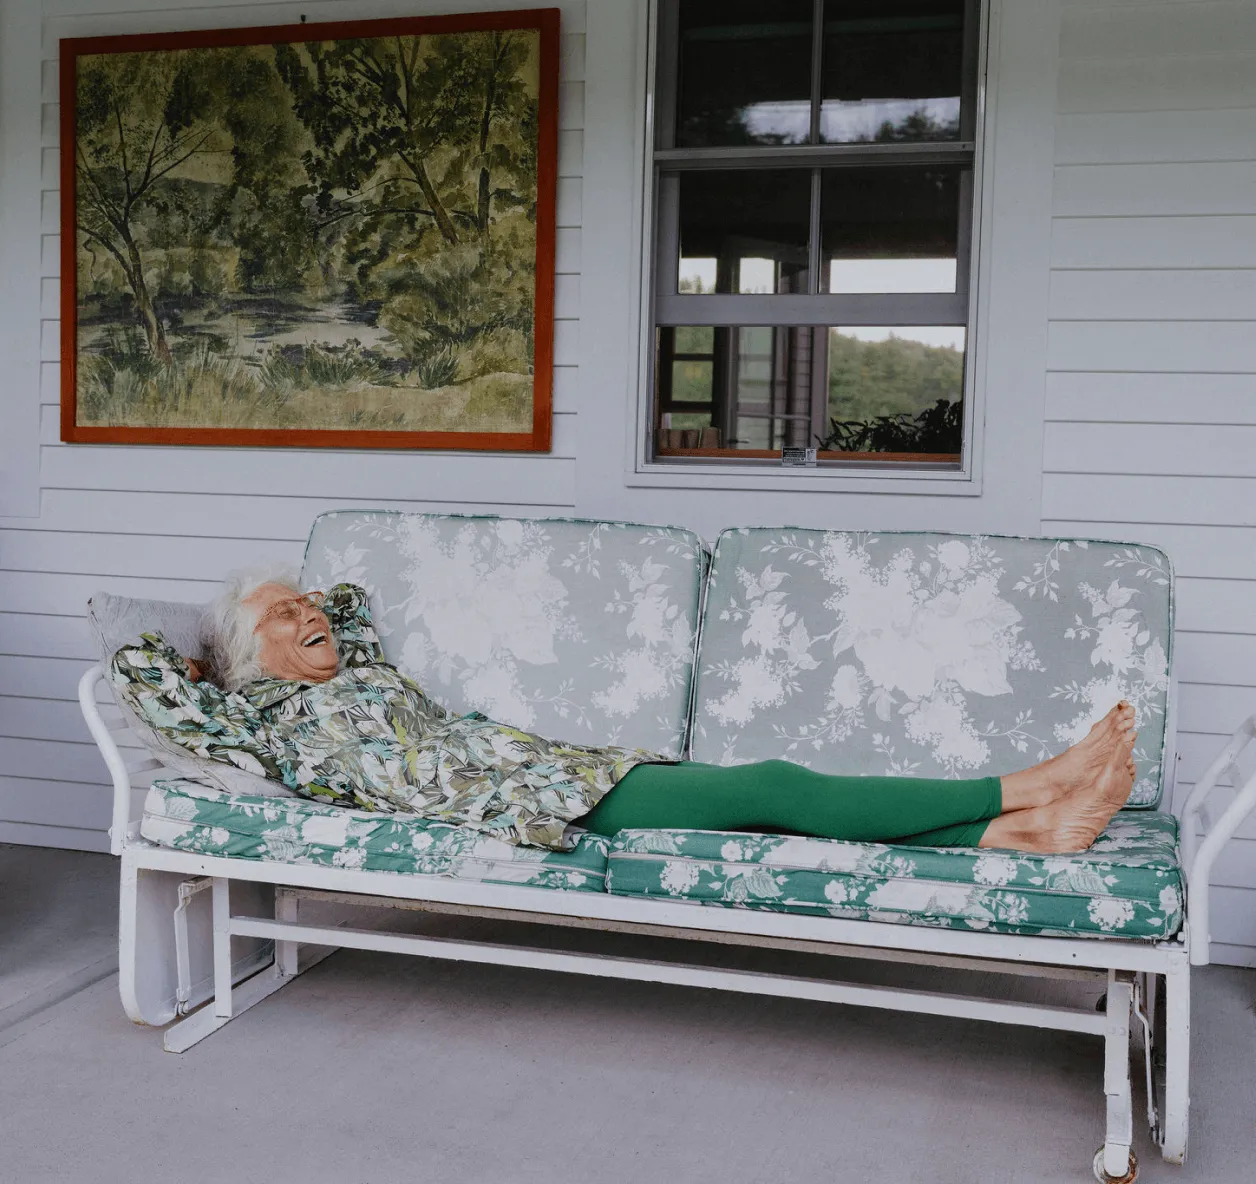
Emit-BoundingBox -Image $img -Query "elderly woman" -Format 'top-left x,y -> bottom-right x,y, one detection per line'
111,571 -> 1138,856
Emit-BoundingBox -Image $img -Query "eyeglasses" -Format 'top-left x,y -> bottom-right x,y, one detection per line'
253,590 -> 327,631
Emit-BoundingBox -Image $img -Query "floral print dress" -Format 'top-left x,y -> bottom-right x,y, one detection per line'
109,584 -> 660,850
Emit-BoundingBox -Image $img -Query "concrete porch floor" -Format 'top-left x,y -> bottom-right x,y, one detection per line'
2,843 -> 1254,1184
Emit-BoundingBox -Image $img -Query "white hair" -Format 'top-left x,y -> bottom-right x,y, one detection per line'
203,565 -> 301,692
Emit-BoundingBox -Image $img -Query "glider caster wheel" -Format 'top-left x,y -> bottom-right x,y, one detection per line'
1093,1148 -> 1138,1183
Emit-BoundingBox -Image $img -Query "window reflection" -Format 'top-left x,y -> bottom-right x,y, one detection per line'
656,325 -> 966,458
678,170 -> 812,295
829,258 -> 956,294
820,325 -> 965,453
679,258 -> 717,295
821,166 -> 961,293
820,1 -> 965,144
676,1 -> 814,147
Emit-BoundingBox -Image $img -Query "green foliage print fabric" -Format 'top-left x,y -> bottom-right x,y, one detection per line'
605,812 -> 1184,940
110,584 -> 659,850
140,779 -> 610,892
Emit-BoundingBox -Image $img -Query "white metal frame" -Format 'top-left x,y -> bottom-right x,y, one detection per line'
80,665 -> 1256,1176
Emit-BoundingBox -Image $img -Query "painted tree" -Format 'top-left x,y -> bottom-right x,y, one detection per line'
471,31 -> 535,232
275,32 -> 539,371
276,34 -> 479,245
276,32 -> 536,243
74,50 -> 233,362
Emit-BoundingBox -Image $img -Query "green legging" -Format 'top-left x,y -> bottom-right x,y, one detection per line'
580,760 -> 1002,848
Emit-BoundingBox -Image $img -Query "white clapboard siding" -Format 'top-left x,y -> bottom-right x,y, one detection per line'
1043,422 -> 1256,477
1055,162 -> 1256,217
0,0 -> 588,843
6,489 -> 577,540
1042,473 -> 1256,527
1057,53 -> 1256,113
0,611 -> 94,659
0,777 -> 112,831
1060,0 -> 1256,60
1046,321 -> 1256,374
1048,0 -> 1256,965
1049,270 -> 1256,323
1055,109 -> 1256,164
1044,373 -> 1256,426
0,822 -> 111,853
1052,216 -> 1256,269
1173,732 -> 1249,791
3,696 -> 110,746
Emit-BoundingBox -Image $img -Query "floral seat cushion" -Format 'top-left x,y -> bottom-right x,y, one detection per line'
604,812 -> 1184,940
301,511 -> 706,756
690,529 -> 1173,808
139,779 -> 609,892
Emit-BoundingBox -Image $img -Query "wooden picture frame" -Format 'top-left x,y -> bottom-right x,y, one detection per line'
60,9 -> 558,451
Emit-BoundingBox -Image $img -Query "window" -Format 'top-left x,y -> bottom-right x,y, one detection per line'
648,0 -> 981,467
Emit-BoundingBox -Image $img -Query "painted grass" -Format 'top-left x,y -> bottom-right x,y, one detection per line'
76,343 -> 532,433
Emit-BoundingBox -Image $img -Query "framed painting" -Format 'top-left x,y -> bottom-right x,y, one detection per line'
60,9 -> 558,450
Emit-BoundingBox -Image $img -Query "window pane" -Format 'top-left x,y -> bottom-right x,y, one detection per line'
821,166 -> 962,293
671,359 -> 714,406
822,326 -> 965,454
676,0 -> 815,147
820,1 -> 966,144
674,325 -> 715,354
656,325 -> 819,452
678,170 -> 812,295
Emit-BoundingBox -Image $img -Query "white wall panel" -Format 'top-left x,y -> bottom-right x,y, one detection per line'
1043,422 -> 1256,477
1050,0 -> 1256,964
1042,472 -> 1256,526
1053,215 -> 1256,269
1055,109 -> 1256,164
1060,0 -> 1256,59
1049,270 -> 1256,323
1055,162 -> 1256,217
1046,320 -> 1256,373
1044,373 -> 1256,425
1057,52 -> 1256,112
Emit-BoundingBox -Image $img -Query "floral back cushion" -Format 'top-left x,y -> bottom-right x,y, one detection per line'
301,512 -> 706,756
690,529 -> 1173,808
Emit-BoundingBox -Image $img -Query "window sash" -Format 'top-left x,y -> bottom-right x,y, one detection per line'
655,0 -> 982,154
656,294 -> 968,328
648,0 -> 983,467
655,166 -> 976,312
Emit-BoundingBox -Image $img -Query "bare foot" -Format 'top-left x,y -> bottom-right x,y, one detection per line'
981,726 -> 1137,853
999,701 -> 1135,811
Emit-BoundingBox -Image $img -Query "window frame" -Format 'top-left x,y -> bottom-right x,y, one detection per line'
634,0 -> 991,485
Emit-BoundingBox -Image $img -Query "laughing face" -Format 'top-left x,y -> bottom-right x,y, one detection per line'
244,582 -> 340,684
